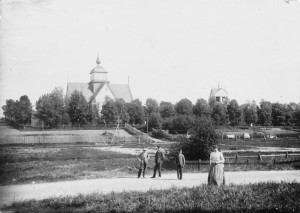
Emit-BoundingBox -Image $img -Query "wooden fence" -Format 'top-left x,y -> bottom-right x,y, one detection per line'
0,135 -> 139,144
183,152 -> 300,172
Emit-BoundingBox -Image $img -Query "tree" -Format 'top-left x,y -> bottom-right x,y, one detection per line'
170,116 -> 218,160
36,87 -> 68,128
171,114 -> 195,134
211,102 -> 227,125
36,94 -> 54,127
258,100 -> 272,126
242,101 -> 258,125
2,99 -> 17,121
145,98 -> 159,114
145,98 -> 162,130
87,101 -> 100,124
16,95 -> 32,125
284,104 -> 294,126
67,90 -> 89,125
293,103 -> 300,126
126,99 -> 145,125
159,101 -> 176,118
101,99 -> 118,124
115,99 -> 130,124
227,99 -> 241,126
175,98 -> 193,115
271,103 -> 286,126
148,112 -> 163,130
193,98 -> 211,118
2,96 -> 32,125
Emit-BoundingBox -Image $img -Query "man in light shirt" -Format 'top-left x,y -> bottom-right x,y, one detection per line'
137,148 -> 149,178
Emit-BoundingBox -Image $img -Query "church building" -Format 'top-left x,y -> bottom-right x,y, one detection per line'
66,56 -> 133,107
209,84 -> 229,104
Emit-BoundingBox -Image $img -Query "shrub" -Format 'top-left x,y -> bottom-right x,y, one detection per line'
169,117 -> 218,160
151,129 -> 172,140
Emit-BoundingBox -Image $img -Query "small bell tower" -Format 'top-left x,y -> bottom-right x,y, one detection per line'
89,55 -> 108,93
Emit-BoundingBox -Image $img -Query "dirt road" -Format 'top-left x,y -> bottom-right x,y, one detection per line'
0,170 -> 299,207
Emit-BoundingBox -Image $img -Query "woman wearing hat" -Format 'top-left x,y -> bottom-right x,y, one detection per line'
208,145 -> 225,186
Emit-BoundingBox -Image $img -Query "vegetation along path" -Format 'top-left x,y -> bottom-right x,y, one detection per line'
0,170 -> 299,207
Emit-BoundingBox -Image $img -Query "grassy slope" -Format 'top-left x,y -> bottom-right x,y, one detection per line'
3,182 -> 300,213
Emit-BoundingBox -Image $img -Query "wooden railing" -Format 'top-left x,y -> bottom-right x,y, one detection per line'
183,152 -> 300,171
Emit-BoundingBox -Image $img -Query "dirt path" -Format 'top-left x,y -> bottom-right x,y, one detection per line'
0,170 -> 299,207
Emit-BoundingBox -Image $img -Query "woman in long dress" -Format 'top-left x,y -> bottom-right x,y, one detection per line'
208,145 -> 225,186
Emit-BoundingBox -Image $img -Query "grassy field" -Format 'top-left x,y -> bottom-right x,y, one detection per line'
0,144 -> 140,185
3,182 -> 300,212
1,138 -> 300,185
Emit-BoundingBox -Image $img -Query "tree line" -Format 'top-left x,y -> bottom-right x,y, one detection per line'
2,87 -> 300,131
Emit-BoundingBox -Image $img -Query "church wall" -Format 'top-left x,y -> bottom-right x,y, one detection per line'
95,84 -> 115,108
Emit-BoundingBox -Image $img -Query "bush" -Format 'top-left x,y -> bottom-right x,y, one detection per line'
151,129 -> 172,140
169,117 -> 218,160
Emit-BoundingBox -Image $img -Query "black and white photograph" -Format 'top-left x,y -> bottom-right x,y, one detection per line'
0,0 -> 300,212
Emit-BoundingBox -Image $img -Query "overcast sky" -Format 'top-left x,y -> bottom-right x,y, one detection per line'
0,0 -> 300,115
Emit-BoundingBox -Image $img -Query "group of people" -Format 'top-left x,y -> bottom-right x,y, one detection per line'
137,144 -> 225,186
137,146 -> 166,179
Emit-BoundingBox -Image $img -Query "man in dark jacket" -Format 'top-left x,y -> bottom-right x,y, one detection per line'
176,149 -> 185,180
151,146 -> 164,178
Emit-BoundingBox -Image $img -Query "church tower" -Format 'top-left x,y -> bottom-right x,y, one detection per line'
89,55 -> 108,93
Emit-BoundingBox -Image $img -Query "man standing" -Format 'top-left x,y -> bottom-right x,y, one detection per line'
176,149 -> 185,180
137,148 -> 149,178
151,146 -> 164,178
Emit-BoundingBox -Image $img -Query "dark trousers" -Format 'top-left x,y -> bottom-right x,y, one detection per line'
152,162 -> 162,177
177,165 -> 183,180
138,162 -> 147,177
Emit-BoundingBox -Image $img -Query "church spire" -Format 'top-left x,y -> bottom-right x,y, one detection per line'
96,54 -> 101,65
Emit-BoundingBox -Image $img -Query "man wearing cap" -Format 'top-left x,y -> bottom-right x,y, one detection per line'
137,148 -> 149,178
151,146 -> 164,178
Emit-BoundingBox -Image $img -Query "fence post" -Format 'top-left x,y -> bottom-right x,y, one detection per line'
198,159 -> 201,171
235,154 -> 238,162
285,152 -> 288,159
258,153 -> 262,162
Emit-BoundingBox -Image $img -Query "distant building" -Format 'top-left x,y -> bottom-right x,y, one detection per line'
209,85 -> 229,104
66,56 -> 133,107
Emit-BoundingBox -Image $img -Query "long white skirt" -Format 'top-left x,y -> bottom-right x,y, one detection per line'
208,163 -> 225,186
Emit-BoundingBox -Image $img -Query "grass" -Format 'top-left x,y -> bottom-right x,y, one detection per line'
0,145 -> 139,185
1,137 -> 300,185
3,182 -> 300,213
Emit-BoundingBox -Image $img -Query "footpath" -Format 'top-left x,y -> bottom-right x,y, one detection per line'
1,170 -> 300,207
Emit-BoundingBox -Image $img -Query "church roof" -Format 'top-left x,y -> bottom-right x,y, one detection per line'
66,83 -> 93,101
108,84 -> 133,102
209,88 -> 228,98
67,82 -> 133,103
